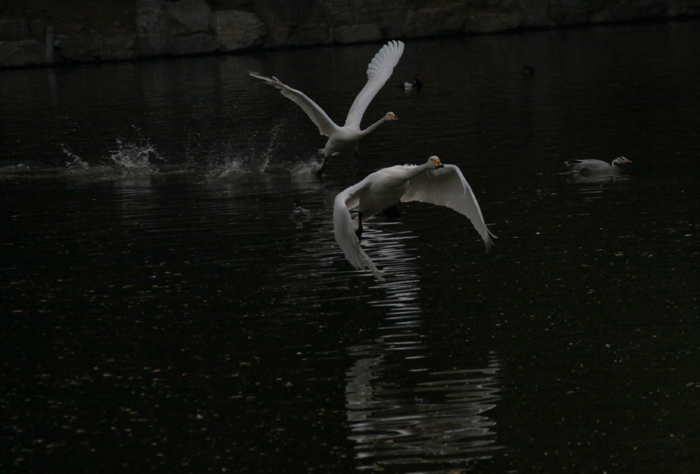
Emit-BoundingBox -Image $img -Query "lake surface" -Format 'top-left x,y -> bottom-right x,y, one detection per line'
2,20 -> 699,474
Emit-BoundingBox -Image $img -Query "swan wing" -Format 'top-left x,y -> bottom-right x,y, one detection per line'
401,164 -> 495,250
344,41 -> 405,128
333,180 -> 384,280
250,72 -> 338,137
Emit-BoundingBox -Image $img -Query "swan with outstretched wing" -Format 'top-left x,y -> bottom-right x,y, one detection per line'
250,41 -> 405,173
334,156 -> 495,279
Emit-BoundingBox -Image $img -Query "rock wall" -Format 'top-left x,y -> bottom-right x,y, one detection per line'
1,0 -> 699,67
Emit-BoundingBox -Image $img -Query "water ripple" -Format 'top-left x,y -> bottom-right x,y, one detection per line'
343,221 -> 502,472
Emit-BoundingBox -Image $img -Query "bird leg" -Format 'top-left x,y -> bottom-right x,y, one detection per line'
355,212 -> 363,242
315,157 -> 327,177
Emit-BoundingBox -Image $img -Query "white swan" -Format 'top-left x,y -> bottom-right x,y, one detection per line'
250,40 -> 405,172
565,156 -> 632,175
333,156 -> 495,279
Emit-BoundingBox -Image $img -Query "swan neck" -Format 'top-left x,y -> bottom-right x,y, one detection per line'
408,161 -> 435,178
361,115 -> 389,135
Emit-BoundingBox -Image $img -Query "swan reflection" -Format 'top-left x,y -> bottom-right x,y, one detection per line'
567,172 -> 631,186
345,223 -> 502,472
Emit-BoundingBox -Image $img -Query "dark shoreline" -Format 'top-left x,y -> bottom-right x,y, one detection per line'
1,0 -> 699,70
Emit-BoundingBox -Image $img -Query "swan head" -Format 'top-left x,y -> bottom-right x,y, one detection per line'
386,112 -> 398,121
612,156 -> 632,167
429,156 -> 444,169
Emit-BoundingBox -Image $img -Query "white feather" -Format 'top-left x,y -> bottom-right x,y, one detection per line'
250,41 -> 404,159
333,156 -> 495,279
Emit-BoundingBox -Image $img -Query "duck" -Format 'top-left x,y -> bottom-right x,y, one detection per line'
565,156 -> 632,175
522,65 -> 536,76
291,199 -> 311,228
250,41 -> 405,174
333,156 -> 495,280
401,74 -> 422,91
292,199 -> 311,219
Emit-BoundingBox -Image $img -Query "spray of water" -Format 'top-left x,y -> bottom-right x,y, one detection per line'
108,139 -> 163,176
62,144 -> 90,172
61,139 -> 164,178
203,120 -> 323,180
59,120 -> 322,181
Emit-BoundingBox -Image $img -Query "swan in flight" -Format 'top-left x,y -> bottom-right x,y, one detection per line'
250,40 -> 405,173
565,156 -> 632,175
333,156 -> 495,279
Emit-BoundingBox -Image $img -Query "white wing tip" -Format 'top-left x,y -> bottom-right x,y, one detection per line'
353,256 -> 385,281
483,227 -> 498,251
366,39 -> 405,77
249,72 -> 282,87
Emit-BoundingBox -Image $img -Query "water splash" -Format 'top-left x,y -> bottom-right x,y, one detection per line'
61,139 -> 164,179
203,120 -> 323,180
108,139 -> 163,176
284,155 -> 324,177
62,144 -> 90,172
257,119 -> 283,173
201,127 -> 276,180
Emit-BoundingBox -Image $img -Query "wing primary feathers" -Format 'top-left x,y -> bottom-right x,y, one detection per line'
249,71 -> 338,137
344,41 -> 404,128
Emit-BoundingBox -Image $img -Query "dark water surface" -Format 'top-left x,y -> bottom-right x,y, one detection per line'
2,21 -> 700,473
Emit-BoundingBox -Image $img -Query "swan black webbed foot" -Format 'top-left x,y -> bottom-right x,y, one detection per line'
315,157 -> 327,177
382,204 -> 401,221
355,211 -> 364,242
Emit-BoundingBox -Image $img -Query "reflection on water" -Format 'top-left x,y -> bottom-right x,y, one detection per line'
347,353 -> 501,472
566,170 -> 632,202
345,225 -> 501,472
1,20 -> 700,474
567,172 -> 630,186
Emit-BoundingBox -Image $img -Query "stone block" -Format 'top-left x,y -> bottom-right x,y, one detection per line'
55,34 -> 103,62
333,24 -> 383,44
136,0 -> 169,56
667,0 -> 700,15
210,10 -> 266,51
608,0 -> 669,21
547,0 -> 589,25
404,6 -> 468,38
168,0 -> 212,33
169,33 -> 217,55
287,23 -> 331,46
464,12 -> 521,33
0,39 -> 46,67
103,35 -> 137,61
516,0 -> 550,27
0,18 -> 30,41
53,33 -> 136,62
